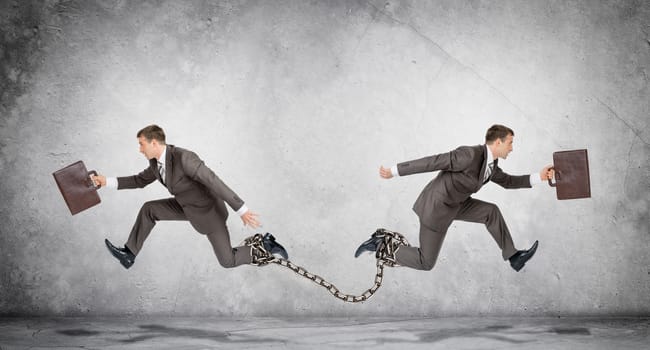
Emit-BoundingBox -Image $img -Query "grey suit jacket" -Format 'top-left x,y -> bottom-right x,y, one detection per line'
117,145 -> 245,234
397,144 -> 531,231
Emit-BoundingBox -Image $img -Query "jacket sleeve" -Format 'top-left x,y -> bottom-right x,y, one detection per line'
117,167 -> 157,189
397,146 -> 475,176
181,151 -> 245,211
490,166 -> 532,189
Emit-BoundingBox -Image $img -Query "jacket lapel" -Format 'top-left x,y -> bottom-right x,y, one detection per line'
149,158 -> 161,183
165,145 -> 173,189
479,145 -> 489,184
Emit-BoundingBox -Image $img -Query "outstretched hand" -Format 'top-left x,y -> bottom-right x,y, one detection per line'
241,210 -> 261,229
539,165 -> 555,181
91,174 -> 106,187
379,166 -> 393,179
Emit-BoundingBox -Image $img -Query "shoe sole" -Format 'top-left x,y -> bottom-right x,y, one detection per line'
354,235 -> 383,258
262,237 -> 289,260
511,243 -> 538,272
270,249 -> 289,260
105,241 -> 134,269
511,261 -> 525,272
119,259 -> 134,269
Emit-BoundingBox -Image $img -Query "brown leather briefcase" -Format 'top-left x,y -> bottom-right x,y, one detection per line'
548,149 -> 591,200
52,161 -> 101,215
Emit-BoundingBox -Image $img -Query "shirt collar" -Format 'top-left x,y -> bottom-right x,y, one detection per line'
158,146 -> 167,166
485,144 -> 495,164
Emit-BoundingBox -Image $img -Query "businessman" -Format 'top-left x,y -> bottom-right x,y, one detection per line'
92,124 -> 288,269
356,124 -> 553,272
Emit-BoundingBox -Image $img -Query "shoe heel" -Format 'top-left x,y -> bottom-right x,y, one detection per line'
512,261 -> 524,272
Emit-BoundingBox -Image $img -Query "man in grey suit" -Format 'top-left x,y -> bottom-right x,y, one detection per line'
355,124 -> 553,272
92,124 -> 287,269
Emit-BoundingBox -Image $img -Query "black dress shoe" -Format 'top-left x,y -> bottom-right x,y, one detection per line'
354,233 -> 384,258
509,240 -> 538,272
105,239 -> 135,269
262,233 -> 288,260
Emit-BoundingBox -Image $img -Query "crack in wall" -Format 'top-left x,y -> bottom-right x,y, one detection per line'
363,0 -> 533,122
595,96 -> 647,200
417,57 -> 450,130
47,152 -> 71,157
362,1 -> 565,150
351,4 -> 380,56
595,97 -> 649,146
623,136 -> 636,196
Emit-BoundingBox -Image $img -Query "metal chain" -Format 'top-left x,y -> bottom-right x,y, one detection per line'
243,229 -> 410,303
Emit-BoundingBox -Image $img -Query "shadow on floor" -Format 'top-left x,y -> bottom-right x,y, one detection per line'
415,325 -> 590,344
417,325 -> 529,344
57,324 -> 281,344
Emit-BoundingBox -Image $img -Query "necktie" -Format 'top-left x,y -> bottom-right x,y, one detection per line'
158,161 -> 165,185
484,161 -> 494,184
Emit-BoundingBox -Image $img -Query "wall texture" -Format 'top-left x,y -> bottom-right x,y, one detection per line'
1,0 -> 648,317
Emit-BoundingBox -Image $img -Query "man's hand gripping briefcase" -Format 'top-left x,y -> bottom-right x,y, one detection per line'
548,149 -> 591,200
52,161 -> 101,215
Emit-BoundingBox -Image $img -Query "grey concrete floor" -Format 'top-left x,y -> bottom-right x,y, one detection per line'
0,316 -> 647,349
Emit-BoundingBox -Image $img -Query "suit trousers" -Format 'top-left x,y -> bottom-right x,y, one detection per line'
124,198 -> 252,268
395,198 -> 518,270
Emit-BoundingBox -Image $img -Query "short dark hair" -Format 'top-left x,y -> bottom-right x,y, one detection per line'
485,124 -> 514,144
137,124 -> 166,144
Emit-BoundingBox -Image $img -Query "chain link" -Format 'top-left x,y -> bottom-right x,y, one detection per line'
243,229 -> 410,303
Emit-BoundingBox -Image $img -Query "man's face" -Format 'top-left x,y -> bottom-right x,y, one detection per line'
495,134 -> 514,159
138,136 -> 159,160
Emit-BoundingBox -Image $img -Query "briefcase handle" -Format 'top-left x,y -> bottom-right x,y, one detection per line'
87,170 -> 100,190
547,166 -> 559,187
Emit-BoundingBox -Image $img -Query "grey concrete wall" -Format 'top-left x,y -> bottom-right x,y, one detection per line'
1,0 -> 648,317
